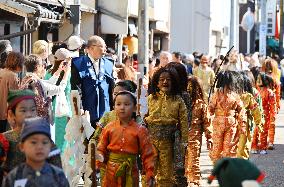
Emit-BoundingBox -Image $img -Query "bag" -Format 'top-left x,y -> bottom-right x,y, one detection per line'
55,91 -> 70,117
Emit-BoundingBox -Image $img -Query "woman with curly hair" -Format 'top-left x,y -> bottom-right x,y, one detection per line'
186,76 -> 212,187
145,67 -> 188,186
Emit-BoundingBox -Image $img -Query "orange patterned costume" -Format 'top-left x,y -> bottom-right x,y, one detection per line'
267,82 -> 280,146
185,99 -> 212,186
97,120 -> 156,187
251,87 -> 276,151
208,90 -> 246,163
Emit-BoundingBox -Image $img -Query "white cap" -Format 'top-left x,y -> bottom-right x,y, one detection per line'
54,48 -> 72,61
185,54 -> 194,62
68,35 -> 84,51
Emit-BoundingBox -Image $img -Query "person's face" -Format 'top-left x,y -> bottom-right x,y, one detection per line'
160,54 -> 171,67
36,60 -> 46,78
125,58 -> 133,67
256,75 -> 263,87
20,134 -> 51,164
113,85 -> 127,99
8,99 -> 37,128
200,56 -> 209,67
88,39 -> 107,60
157,72 -> 172,94
114,94 -> 136,120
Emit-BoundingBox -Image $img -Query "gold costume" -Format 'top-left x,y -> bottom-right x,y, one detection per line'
186,99 -> 212,186
237,92 -> 262,159
145,92 -> 188,186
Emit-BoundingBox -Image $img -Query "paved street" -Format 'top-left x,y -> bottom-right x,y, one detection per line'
200,100 -> 284,187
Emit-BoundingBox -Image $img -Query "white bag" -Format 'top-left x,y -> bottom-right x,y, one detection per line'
55,91 -> 70,117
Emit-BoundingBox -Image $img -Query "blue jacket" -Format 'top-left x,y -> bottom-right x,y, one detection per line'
71,55 -> 114,122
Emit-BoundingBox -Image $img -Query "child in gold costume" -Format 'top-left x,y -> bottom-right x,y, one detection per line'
145,67 -> 188,186
186,76 -> 212,187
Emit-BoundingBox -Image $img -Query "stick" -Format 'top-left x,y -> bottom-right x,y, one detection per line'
137,78 -> 143,116
208,46 -> 234,103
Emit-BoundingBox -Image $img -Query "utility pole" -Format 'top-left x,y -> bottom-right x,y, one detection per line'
280,0 -> 284,58
71,0 -> 81,36
229,0 -> 235,48
259,0 -> 267,56
138,0 -> 149,76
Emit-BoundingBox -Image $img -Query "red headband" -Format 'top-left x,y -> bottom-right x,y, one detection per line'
8,96 -> 35,110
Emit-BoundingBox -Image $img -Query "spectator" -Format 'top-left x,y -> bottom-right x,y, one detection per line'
33,40 -> 49,67
123,56 -> 136,82
67,35 -> 84,58
21,54 -> 71,122
71,35 -> 114,127
172,51 -> 187,70
45,48 -> 72,151
2,117 -> 69,187
3,90 -> 62,175
0,40 -> 12,68
193,55 -> 215,101
0,52 -> 24,132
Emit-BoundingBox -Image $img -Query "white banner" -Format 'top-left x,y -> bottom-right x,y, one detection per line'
266,0 -> 277,36
259,24 -> 267,56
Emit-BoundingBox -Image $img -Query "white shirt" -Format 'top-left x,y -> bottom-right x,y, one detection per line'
88,54 -> 99,75
25,72 -> 67,98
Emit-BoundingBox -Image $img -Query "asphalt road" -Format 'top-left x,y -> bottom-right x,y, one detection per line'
200,100 -> 284,187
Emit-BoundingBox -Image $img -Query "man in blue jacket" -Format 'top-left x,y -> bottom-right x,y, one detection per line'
71,35 -> 114,127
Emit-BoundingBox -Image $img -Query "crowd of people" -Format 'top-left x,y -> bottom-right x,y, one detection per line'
0,36 -> 280,187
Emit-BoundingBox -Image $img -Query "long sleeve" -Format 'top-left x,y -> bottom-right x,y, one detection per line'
96,125 -> 110,160
208,92 -> 218,116
235,99 -> 247,135
39,79 -> 67,97
71,62 -> 81,90
8,74 -> 19,90
275,83 -> 281,112
201,102 -> 212,141
179,98 -> 189,144
138,126 -> 156,181
248,95 -> 262,126
45,74 -> 60,84
268,91 -> 276,122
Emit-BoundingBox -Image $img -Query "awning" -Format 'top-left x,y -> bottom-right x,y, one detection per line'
30,0 -> 97,13
0,0 -> 61,23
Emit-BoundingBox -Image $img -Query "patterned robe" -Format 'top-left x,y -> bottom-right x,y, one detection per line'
185,99 -> 212,185
208,90 -> 246,163
144,92 -> 188,186
251,87 -> 276,150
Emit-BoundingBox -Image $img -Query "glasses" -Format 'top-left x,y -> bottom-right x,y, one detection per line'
91,44 -> 107,49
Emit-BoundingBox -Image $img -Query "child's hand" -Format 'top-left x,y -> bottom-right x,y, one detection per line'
147,177 -> 155,187
207,139 -> 213,150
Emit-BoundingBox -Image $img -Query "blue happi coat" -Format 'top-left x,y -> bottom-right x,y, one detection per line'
72,55 -> 114,122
